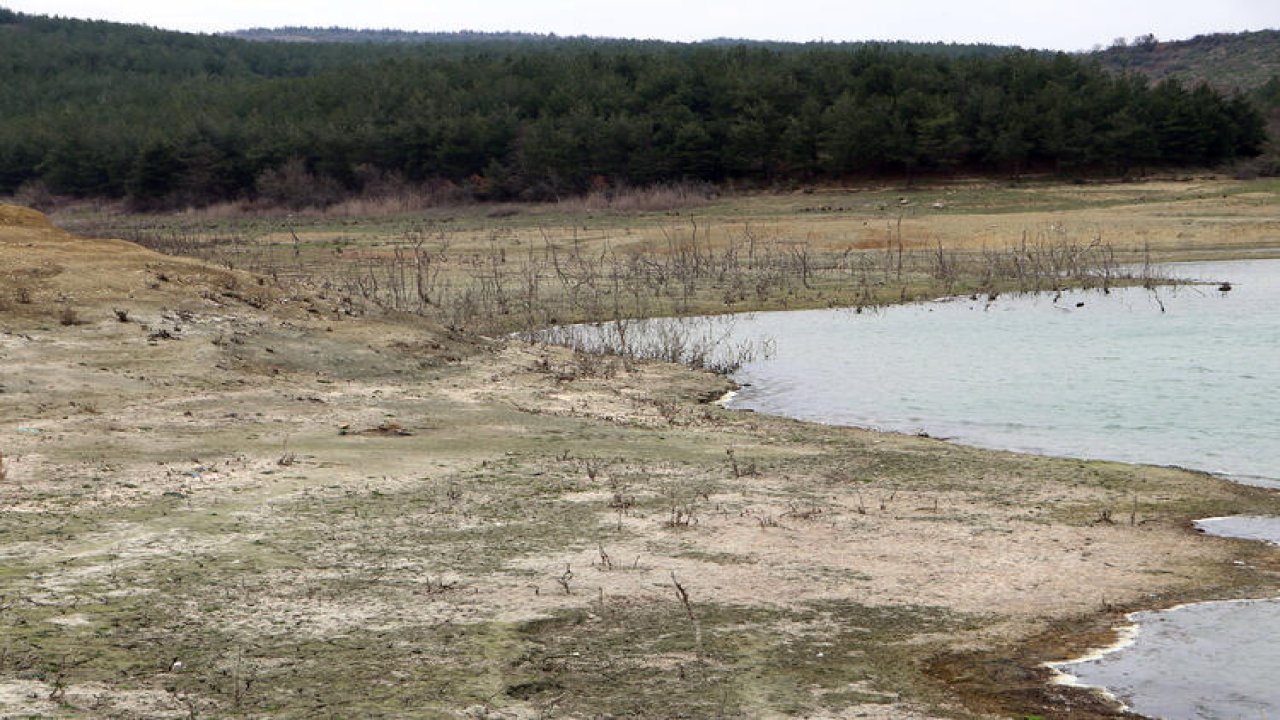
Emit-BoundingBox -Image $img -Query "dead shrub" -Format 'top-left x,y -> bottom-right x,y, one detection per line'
58,306 -> 86,326
558,181 -> 715,213
13,179 -> 56,212
255,157 -> 343,210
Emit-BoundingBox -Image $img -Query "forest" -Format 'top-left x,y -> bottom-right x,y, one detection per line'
0,8 -> 1267,208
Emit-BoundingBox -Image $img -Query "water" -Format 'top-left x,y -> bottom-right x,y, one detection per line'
550,261 -> 1280,717
1196,516 -> 1280,545
706,258 -> 1280,719
723,259 -> 1280,486
1053,599 -> 1280,719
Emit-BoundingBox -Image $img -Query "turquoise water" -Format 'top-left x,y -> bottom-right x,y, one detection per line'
546,260 -> 1280,717
712,259 -> 1280,719
724,260 -> 1280,485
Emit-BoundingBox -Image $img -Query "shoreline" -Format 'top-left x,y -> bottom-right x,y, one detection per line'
1045,594 -> 1280,718
702,260 -> 1280,718
7,198 -> 1280,717
1045,621 -> 1141,707
719,393 -> 1280,716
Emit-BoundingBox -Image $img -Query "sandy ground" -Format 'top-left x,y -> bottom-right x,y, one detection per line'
4,201 -> 1280,718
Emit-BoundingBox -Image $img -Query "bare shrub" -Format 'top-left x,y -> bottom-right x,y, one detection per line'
58,306 -> 86,326
536,316 -> 771,376
255,158 -> 343,210
578,455 -> 611,481
556,564 -> 573,595
662,482 -> 702,529
12,179 -> 57,212
666,503 -> 697,528
669,571 -> 703,655
726,448 -> 759,478
559,181 -> 716,213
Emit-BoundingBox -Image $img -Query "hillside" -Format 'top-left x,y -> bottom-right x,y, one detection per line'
0,9 -> 1267,209
226,26 -> 1022,57
1094,29 -> 1280,97
228,27 -> 559,44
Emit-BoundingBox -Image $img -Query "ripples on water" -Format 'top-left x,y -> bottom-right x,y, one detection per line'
1054,599 -> 1280,719
709,259 -> 1280,719
547,261 -> 1280,718
724,260 -> 1280,486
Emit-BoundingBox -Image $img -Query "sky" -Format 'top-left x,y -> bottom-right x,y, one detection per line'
5,0 -> 1278,51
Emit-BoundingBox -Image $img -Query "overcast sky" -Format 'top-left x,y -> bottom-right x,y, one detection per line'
6,0 -> 1278,51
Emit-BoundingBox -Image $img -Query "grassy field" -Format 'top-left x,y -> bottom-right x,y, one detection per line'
2,178 -> 1279,718
59,175 -> 1280,254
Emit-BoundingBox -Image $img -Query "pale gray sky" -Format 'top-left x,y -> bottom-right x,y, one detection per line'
6,0 -> 1278,50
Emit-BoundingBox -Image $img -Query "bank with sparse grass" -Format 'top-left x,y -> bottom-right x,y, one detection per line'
3,181 -> 1280,718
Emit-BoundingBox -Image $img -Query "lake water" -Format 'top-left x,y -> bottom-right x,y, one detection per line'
547,260 -> 1280,718
709,259 -> 1280,719
723,259 -> 1280,487
1052,599 -> 1280,719
1052,512 -> 1280,719
1195,516 -> 1280,546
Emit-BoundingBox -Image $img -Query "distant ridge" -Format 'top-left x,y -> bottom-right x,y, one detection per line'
1093,29 -> 1280,94
223,26 -> 1021,57
225,27 -> 558,44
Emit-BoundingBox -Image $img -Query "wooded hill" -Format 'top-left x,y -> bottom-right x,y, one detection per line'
226,26 -> 1022,58
0,8 -> 1266,209
1095,30 -> 1280,98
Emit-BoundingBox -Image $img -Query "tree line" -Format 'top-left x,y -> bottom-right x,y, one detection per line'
0,9 -> 1265,208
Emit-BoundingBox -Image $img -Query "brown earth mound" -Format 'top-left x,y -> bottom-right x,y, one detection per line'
0,203 -> 57,229
0,203 -> 475,376
0,203 -> 280,324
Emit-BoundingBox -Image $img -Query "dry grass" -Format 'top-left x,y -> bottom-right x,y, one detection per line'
556,181 -> 717,212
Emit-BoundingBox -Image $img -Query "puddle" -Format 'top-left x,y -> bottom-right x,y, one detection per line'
1055,517 -> 1280,718
1053,598 -> 1280,719
1195,516 -> 1280,545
